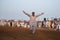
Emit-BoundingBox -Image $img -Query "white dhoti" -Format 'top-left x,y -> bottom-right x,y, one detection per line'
29,21 -> 37,34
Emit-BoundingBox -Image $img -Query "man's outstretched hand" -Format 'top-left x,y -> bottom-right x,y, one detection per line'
41,12 -> 44,15
23,10 -> 25,13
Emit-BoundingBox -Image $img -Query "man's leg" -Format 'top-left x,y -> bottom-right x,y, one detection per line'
30,24 -> 33,32
32,26 -> 36,34
32,22 -> 37,34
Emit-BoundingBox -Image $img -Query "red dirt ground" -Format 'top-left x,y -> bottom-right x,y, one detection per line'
0,26 -> 60,40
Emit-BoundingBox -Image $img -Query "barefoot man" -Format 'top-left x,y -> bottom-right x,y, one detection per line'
23,10 -> 44,34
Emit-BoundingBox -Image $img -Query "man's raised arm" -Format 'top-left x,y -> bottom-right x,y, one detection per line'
36,13 -> 44,17
23,10 -> 30,17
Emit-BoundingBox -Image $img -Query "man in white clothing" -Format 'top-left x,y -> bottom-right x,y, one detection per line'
23,10 -> 44,34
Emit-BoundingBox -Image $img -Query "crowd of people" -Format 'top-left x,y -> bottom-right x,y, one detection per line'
39,18 -> 60,30
0,18 -> 60,30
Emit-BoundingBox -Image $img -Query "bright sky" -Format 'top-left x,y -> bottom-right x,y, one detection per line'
0,0 -> 60,21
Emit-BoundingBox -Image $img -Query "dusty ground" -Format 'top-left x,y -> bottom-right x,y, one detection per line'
0,26 -> 60,40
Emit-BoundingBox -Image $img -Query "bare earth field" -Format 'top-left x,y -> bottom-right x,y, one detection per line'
0,26 -> 60,40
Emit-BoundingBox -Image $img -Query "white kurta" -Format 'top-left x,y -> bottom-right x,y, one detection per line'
29,15 -> 36,25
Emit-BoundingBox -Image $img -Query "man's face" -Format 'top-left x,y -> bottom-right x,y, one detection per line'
32,12 -> 35,16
